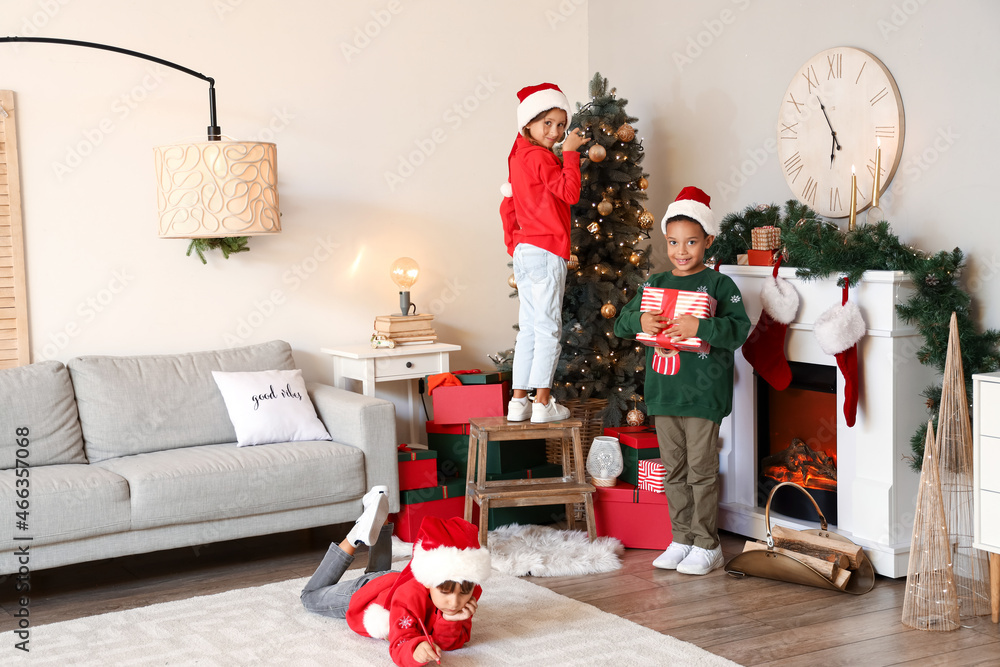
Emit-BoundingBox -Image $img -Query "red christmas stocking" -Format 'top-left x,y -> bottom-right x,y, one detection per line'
741,260 -> 799,391
814,280 -> 865,428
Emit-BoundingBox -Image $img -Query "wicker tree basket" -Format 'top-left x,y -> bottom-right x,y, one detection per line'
545,397 -> 608,475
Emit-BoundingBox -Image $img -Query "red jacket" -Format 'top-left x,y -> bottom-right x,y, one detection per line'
500,134 -> 581,260
346,571 -> 482,667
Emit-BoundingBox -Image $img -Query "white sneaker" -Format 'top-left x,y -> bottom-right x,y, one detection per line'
507,398 -> 531,422
347,487 -> 390,546
676,545 -> 724,575
531,398 -> 571,423
652,542 -> 692,570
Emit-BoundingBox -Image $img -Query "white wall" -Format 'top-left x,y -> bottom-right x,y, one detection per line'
2,0 -> 588,435
590,0 -> 1000,333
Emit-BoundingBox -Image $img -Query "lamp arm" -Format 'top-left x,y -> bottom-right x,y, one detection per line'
0,36 -> 221,140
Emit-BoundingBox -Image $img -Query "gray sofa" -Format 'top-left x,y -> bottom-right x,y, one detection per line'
0,340 -> 399,575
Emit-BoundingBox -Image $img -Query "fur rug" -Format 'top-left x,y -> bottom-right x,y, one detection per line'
486,524 -> 623,577
395,525 -> 623,577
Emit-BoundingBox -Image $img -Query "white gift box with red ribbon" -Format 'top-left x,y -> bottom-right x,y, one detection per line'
635,288 -> 717,375
637,457 -> 666,494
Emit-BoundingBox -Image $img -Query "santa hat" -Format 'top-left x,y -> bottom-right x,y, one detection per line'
364,517 -> 491,639
661,186 -> 718,237
814,280 -> 866,427
741,259 -> 800,391
501,83 -> 571,198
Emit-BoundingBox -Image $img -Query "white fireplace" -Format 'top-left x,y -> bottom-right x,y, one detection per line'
718,266 -> 937,577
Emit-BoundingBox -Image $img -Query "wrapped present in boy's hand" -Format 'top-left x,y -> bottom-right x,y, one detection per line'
636,287 -> 717,353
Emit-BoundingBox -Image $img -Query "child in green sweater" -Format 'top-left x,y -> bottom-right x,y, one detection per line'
614,187 -> 750,575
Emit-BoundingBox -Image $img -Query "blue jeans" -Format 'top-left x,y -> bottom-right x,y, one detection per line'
512,244 -> 567,391
300,525 -> 393,618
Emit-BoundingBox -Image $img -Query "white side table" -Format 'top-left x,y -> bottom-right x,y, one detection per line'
973,371 -> 1000,623
321,342 -> 461,446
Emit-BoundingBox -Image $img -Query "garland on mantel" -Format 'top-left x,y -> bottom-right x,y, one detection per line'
710,200 -> 1000,470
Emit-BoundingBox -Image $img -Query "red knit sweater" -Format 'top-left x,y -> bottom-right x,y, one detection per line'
500,134 -> 581,260
345,571 -> 482,667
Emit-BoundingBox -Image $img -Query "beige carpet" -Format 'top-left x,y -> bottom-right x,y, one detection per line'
1,568 -> 739,665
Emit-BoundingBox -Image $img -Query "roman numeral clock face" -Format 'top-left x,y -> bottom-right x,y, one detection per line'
777,47 -> 904,218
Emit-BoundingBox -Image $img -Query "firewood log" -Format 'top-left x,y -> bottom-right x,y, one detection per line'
741,541 -> 838,580
771,525 -> 864,569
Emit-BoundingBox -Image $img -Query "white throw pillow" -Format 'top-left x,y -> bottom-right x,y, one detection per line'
211,369 -> 332,446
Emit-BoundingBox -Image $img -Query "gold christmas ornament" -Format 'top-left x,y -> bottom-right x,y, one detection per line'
507,274 -> 517,289
616,123 -> 635,142
587,221 -> 601,234
638,210 -> 655,229
588,144 -> 607,162
638,177 -> 648,190
597,199 -> 613,216
599,122 -> 613,135
567,254 -> 579,270
629,252 -> 642,266
626,408 -> 645,426
601,303 -> 617,319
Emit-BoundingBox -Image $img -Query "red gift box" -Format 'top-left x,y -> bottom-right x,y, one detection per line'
605,425 -> 658,448
431,382 -> 510,425
747,248 -> 779,266
637,457 -> 665,494
425,420 -> 471,435
397,445 -> 438,491
635,287 -> 717,352
391,496 -> 467,542
592,482 -> 671,550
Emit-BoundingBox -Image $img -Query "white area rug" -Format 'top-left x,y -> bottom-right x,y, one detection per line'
1,568 -> 738,666
487,524 -> 624,576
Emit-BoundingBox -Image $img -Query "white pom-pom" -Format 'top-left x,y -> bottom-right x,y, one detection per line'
500,182 -> 513,198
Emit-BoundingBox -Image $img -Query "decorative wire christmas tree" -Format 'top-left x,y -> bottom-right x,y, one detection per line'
902,420 -> 960,631
495,73 -> 654,426
936,312 -> 991,618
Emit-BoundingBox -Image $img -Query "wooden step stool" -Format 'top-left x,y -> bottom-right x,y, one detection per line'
463,416 -> 596,547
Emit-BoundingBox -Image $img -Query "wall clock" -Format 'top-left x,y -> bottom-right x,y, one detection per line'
776,47 -> 904,219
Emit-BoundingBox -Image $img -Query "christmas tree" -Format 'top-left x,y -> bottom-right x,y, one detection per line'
495,73 -> 654,425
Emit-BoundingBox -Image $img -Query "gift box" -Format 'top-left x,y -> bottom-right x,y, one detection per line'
455,370 -> 512,385
486,462 -> 563,482
431,382 -> 510,424
397,445 -> 438,491
604,426 -> 660,486
592,482 -> 672,550
399,477 -> 466,505
635,287 -> 717,353
637,457 -> 666,494
426,428 -> 547,478
751,225 -> 781,250
747,248 -> 779,266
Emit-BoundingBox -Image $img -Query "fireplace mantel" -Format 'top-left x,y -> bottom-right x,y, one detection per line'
718,265 -> 937,577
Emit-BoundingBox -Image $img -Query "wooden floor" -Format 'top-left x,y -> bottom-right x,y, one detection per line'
1,527 -> 997,665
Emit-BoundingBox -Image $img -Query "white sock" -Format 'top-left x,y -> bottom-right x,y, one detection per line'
512,397 -> 528,405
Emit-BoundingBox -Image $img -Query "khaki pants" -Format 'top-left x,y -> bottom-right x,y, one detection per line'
654,415 -> 721,550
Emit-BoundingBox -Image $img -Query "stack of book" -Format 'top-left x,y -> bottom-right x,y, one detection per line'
373,313 -> 437,344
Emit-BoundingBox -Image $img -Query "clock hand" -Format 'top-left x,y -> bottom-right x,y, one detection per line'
830,137 -> 837,168
817,96 -> 842,151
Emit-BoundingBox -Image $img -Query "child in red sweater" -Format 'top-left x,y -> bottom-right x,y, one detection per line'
500,82 -> 590,424
300,488 -> 491,666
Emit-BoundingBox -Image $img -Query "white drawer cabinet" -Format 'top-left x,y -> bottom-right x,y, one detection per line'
972,371 -> 1000,623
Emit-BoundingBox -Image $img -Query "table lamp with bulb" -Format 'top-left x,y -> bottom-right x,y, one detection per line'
390,257 -> 420,315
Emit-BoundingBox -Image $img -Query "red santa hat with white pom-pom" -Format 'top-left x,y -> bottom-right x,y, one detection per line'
501,83 -> 572,198
661,186 -> 719,237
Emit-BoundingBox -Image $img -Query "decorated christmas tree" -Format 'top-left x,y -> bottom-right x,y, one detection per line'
495,73 -> 654,425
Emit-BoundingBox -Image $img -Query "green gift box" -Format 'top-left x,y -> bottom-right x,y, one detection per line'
427,433 -> 547,477
485,462 -> 564,481
487,504 -> 564,530
399,477 -> 466,505
456,371 -> 512,385
621,445 -> 661,486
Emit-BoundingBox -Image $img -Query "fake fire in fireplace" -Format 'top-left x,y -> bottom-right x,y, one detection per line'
756,362 -> 839,523
761,438 -> 836,492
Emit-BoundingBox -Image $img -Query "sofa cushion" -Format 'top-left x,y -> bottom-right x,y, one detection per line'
0,465 -> 130,548
68,340 -> 295,463
212,369 -> 332,446
0,361 -> 87,469
94,440 -> 365,530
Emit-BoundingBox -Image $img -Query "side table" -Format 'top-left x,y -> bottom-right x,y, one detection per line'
321,342 -> 461,445
973,371 -> 1000,623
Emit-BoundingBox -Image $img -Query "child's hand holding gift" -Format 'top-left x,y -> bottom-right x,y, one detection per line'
664,314 -> 701,342
640,312 -> 671,337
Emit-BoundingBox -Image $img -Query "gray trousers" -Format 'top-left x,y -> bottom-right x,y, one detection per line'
300,524 -> 394,618
654,415 -> 721,550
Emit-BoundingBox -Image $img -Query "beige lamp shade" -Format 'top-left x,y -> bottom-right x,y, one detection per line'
154,141 -> 280,238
